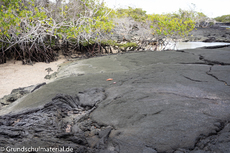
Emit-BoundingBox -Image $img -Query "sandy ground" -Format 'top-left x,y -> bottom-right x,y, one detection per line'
0,59 -> 66,98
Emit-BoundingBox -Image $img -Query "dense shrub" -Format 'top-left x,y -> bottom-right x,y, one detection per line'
170,8 -> 214,27
116,7 -> 148,22
148,14 -> 195,38
0,0 -> 115,63
215,15 -> 230,23
0,0 -> 60,63
0,1 -> 200,63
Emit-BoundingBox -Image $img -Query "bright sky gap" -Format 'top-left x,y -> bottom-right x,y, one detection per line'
103,0 -> 230,18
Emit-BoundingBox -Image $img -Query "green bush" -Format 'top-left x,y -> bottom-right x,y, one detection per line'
148,14 -> 195,39
116,7 -> 148,22
0,0 -> 57,63
0,0 -> 116,61
215,15 -> 230,23
0,0 -> 201,62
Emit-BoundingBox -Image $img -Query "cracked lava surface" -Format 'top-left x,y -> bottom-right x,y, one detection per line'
0,46 -> 230,153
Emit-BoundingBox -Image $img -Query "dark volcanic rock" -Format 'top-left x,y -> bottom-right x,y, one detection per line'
78,87 -> 106,108
0,83 -> 46,109
187,27 -> 230,42
0,88 -> 110,153
190,122 -> 230,153
1,46 -> 230,153
88,47 -> 230,153
203,37 -> 216,42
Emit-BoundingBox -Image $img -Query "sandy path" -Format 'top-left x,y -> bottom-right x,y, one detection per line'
0,59 -> 66,98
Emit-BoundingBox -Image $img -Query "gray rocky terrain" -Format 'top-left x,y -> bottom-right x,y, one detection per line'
0,44 -> 230,153
186,26 -> 230,43
106,24 -> 230,52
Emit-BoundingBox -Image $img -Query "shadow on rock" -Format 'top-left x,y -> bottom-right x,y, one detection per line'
0,87 -> 116,153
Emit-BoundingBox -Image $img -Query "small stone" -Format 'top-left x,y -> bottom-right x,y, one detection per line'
143,147 -> 157,153
44,75 -> 51,79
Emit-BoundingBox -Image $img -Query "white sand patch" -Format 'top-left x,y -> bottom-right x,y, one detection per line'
0,59 -> 66,98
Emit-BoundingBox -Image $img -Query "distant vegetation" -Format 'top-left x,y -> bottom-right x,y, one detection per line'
0,0 -> 213,64
215,15 -> 230,23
